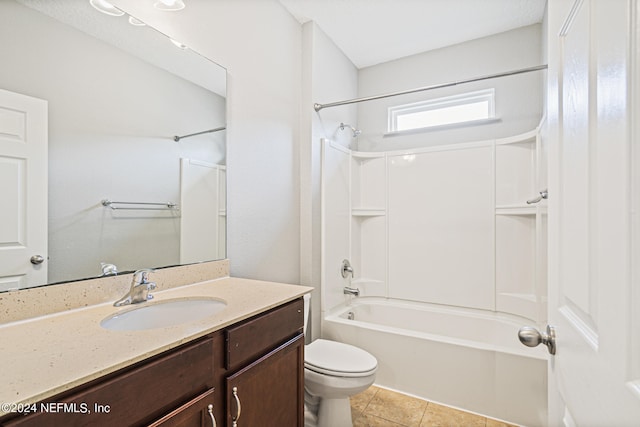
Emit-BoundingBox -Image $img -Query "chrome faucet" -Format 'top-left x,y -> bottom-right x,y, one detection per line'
343,286 -> 360,297
100,262 -> 118,276
113,269 -> 156,307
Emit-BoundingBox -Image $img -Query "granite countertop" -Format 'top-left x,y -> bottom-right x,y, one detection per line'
0,277 -> 311,415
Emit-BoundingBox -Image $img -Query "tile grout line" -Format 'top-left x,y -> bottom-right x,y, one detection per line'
416,401 -> 430,427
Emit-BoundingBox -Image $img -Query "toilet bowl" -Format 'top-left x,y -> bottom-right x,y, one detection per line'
303,295 -> 377,427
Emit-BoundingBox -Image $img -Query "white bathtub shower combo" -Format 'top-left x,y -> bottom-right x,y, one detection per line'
320,130 -> 548,427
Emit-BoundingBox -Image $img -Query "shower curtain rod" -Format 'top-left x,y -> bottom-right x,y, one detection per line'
173,126 -> 226,142
313,64 -> 547,112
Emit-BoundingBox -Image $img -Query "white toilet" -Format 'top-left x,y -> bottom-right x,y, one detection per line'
303,294 -> 377,427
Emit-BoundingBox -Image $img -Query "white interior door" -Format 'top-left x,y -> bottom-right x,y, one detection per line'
0,89 -> 47,290
546,0 -> 640,425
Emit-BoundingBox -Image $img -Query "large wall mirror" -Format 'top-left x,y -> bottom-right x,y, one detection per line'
0,0 -> 227,291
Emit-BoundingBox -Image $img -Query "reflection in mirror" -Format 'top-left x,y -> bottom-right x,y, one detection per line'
0,0 -> 227,291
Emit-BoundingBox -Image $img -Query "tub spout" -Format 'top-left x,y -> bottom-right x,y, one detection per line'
343,286 -> 360,296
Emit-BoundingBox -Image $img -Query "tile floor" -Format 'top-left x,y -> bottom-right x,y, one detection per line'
350,386 -> 517,427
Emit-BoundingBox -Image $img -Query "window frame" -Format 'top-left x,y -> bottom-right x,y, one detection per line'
387,88 -> 496,133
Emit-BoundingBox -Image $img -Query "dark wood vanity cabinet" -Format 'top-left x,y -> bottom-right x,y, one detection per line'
224,298 -> 305,426
0,297 -> 304,427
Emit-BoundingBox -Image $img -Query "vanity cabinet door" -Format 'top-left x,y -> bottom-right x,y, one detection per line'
225,334 -> 304,427
149,388 -> 217,427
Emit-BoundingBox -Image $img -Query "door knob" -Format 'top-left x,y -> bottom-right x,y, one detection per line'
518,325 -> 556,355
30,255 -> 45,265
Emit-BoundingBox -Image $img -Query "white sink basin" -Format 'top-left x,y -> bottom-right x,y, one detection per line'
101,298 -> 227,331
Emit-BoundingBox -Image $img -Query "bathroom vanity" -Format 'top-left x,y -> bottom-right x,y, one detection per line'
0,267 -> 310,427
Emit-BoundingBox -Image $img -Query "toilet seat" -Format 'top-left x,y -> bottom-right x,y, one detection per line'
305,339 -> 377,378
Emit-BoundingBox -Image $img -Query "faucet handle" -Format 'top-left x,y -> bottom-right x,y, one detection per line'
132,268 -> 155,284
341,259 -> 354,279
146,281 -> 157,301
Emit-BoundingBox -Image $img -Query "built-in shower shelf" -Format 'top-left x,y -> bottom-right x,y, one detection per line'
352,208 -> 386,217
351,151 -> 385,161
495,205 -> 537,215
495,129 -> 538,146
499,292 -> 537,302
497,292 -> 540,321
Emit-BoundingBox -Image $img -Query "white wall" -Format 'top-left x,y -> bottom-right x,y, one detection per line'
112,0 -> 303,284
300,22 -> 358,338
357,24 -> 544,151
0,1 -> 224,283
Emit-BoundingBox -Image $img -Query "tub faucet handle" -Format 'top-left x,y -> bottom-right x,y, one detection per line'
341,259 -> 354,278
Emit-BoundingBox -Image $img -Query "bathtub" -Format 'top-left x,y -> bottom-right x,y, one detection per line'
322,298 -> 548,427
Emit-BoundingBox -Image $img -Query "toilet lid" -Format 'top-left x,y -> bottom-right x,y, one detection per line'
305,339 -> 377,376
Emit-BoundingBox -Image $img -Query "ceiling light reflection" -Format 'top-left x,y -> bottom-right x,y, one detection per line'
89,0 -> 124,16
154,0 -> 186,11
170,38 -> 188,50
128,16 -> 146,26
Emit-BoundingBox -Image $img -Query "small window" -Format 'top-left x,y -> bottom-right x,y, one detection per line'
388,89 -> 495,132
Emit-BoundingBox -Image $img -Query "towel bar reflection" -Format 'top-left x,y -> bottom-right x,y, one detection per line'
101,199 -> 179,210
526,189 -> 548,204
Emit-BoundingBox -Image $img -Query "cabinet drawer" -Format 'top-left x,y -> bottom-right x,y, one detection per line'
225,298 -> 303,370
3,337 -> 215,427
148,388 -> 216,427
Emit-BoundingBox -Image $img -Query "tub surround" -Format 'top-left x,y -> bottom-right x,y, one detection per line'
321,129 -> 547,324
0,260 -> 312,416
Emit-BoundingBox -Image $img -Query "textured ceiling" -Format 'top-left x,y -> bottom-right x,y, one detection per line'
279,0 -> 547,68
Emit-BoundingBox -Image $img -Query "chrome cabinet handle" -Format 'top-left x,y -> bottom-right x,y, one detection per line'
207,404 -> 216,427
526,189 -> 548,204
232,386 -> 242,427
518,325 -> 556,355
